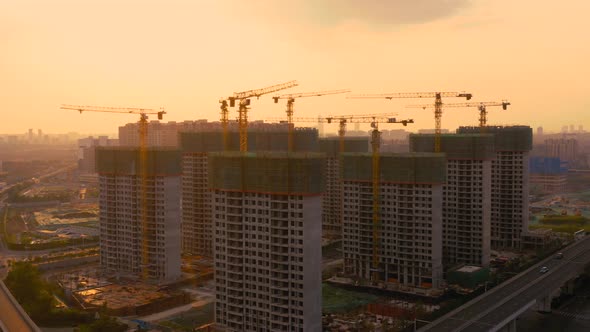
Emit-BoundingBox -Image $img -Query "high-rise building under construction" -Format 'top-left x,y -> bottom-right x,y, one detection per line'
410,134 -> 494,267
180,127 -> 318,257
341,153 -> 445,293
458,126 -> 533,249
318,137 -> 369,239
96,147 -> 181,282
210,152 -> 323,331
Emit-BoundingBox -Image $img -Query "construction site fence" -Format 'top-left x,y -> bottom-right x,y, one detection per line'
208,152 -> 325,194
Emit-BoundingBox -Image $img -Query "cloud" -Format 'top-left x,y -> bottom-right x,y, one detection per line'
305,0 -> 471,26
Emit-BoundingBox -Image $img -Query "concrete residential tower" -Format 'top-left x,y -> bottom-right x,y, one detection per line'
318,137 -> 369,239
410,134 -> 494,267
210,152 -> 324,331
341,153 -> 445,293
458,126 -> 533,249
180,128 -> 318,258
96,147 -> 181,282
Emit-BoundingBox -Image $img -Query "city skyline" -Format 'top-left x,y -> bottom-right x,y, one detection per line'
1,0 -> 589,134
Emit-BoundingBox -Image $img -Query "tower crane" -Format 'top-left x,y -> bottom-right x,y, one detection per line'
272,89 -> 350,152
265,113 -> 413,283
61,104 -> 166,281
348,92 -> 472,152
220,80 -> 298,152
407,100 -> 510,132
269,113 -> 403,153
363,116 -> 414,283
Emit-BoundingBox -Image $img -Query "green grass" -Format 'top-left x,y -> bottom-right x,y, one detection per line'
540,215 -> 587,224
322,283 -> 379,314
530,224 -> 590,234
533,214 -> 590,234
158,303 -> 214,331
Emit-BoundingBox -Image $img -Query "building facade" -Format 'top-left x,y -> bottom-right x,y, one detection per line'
410,134 -> 494,268
119,120 -> 295,147
341,153 -> 445,292
458,126 -> 533,249
210,152 -> 323,331
78,136 -> 119,174
529,156 -> 568,193
180,128 -> 318,258
545,138 -> 579,163
96,147 -> 181,282
318,137 -> 369,239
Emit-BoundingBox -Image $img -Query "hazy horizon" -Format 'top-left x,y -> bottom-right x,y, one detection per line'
2,0 -> 588,134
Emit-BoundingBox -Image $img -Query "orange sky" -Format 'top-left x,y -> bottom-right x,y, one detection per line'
1,0 -> 588,135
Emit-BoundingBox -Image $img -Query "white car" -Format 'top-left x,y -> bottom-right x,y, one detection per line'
539,266 -> 549,274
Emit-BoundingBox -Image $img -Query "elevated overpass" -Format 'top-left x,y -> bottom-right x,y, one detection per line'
0,281 -> 40,332
420,236 -> 590,332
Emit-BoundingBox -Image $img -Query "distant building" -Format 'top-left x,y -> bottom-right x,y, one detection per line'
211,152 -> 323,331
410,134 -> 494,268
545,138 -> 578,163
537,127 -> 543,137
318,137 -> 369,239
380,130 -> 410,153
458,126 -> 533,250
78,136 -> 119,174
119,120 -> 303,147
96,147 -> 181,282
342,153 -> 445,293
529,157 -> 568,193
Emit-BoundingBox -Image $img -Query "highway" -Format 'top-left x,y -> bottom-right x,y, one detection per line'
420,236 -> 590,331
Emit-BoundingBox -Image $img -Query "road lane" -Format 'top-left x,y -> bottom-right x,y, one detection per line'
420,237 -> 590,331
460,245 -> 590,332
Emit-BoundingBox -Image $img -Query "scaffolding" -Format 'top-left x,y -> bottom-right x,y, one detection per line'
180,129 -> 319,153
318,137 -> 370,156
341,153 -> 446,184
458,126 -> 532,151
95,147 -> 181,175
208,152 -> 325,194
409,134 -> 495,160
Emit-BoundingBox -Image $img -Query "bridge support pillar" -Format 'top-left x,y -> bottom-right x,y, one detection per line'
507,319 -> 517,332
497,318 -> 517,332
536,295 -> 552,313
563,279 -> 575,296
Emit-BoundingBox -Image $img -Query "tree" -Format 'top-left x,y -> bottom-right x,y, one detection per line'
78,315 -> 127,332
4,261 -> 54,321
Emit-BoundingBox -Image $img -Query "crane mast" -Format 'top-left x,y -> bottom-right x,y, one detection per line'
348,91 -> 472,152
371,124 -> 381,283
222,80 -> 298,152
62,104 -> 165,281
263,113 -> 413,283
219,99 -> 230,150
